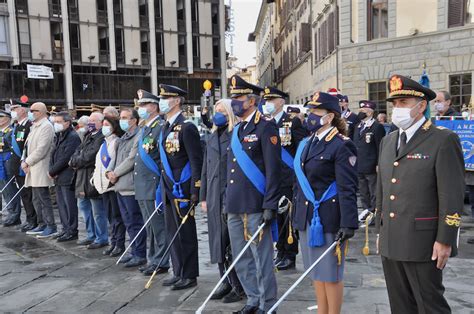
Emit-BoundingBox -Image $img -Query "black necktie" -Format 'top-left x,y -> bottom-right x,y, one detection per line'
398,132 -> 407,155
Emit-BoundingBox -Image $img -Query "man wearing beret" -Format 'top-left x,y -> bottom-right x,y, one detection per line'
262,86 -> 307,271
375,74 -> 464,313
353,101 -> 386,224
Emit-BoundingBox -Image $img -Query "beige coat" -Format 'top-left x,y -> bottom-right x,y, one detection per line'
23,117 -> 55,187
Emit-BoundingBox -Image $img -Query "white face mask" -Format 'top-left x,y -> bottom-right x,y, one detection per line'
262,102 -> 276,115
54,123 -> 64,133
391,102 -> 421,130
11,111 -> 18,121
434,102 -> 446,113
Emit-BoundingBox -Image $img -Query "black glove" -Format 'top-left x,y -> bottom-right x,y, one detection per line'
335,228 -> 355,242
261,209 -> 275,226
190,194 -> 199,207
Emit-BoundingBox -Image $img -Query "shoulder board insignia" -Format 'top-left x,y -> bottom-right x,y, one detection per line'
337,133 -> 350,141
263,116 -> 273,121
325,128 -> 339,142
254,111 -> 261,124
195,180 -> 201,188
422,120 -> 432,131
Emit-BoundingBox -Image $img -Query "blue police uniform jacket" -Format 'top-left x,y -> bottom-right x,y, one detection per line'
134,116 -> 163,201
293,128 -> 359,234
225,110 -> 281,214
343,110 -> 360,140
160,113 -> 203,201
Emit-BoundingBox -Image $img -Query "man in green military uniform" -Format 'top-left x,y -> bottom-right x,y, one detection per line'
375,74 -> 464,313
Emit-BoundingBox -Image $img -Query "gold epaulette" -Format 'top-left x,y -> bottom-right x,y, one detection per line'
422,120 -> 432,131
325,127 -> 339,142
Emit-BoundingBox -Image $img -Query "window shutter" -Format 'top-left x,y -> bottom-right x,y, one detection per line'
301,23 -> 311,53
328,13 -> 335,53
314,28 -> 318,64
335,5 -> 339,46
448,0 -> 465,28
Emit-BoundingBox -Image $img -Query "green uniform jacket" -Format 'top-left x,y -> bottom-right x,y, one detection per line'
375,119 -> 464,262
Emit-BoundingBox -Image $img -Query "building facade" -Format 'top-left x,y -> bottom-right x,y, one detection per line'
252,0 -> 474,115
0,0 -> 227,109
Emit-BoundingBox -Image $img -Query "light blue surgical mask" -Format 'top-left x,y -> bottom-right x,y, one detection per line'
102,125 -> 112,137
27,111 -> 35,122
10,111 -> 18,121
138,107 -> 150,120
159,98 -> 171,114
263,101 -> 276,115
119,119 -> 130,132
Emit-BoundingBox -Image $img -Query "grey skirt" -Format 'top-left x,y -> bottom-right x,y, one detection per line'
300,229 -> 347,282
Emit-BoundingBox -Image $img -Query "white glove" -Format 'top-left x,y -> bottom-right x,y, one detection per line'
277,196 -> 290,214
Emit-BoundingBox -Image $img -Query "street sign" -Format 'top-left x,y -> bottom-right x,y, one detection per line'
435,119 -> 474,171
27,64 -> 54,79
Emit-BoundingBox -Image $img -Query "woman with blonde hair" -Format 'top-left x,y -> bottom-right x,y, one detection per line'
199,99 -> 244,303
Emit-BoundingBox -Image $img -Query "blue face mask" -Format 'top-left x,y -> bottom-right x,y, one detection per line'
231,99 -> 246,117
263,101 -> 276,115
159,98 -> 171,114
119,119 -> 130,132
212,112 -> 228,127
27,111 -> 35,122
138,107 -> 150,120
305,113 -> 325,133
102,125 -> 112,137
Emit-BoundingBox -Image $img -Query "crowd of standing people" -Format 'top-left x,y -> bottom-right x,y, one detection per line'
0,73 -> 468,314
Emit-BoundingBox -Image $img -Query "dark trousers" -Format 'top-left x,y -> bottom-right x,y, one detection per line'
276,186 -> 298,260
117,194 -> 146,258
218,262 -> 243,293
32,187 -> 55,228
358,173 -> 377,211
55,184 -> 78,235
15,175 -> 37,225
103,191 -> 126,249
381,256 -> 451,314
2,175 -> 21,223
468,185 -> 474,216
164,198 -> 199,279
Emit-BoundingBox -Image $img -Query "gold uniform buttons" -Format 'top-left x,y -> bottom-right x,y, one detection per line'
394,161 -> 399,167
391,178 -> 397,183
389,212 -> 395,218
230,180 -> 234,184
390,195 -> 395,200
305,201 -> 309,206
231,169 -> 235,173
233,158 -> 236,162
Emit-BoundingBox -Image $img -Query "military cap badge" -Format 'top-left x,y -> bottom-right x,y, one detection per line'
390,76 -> 403,92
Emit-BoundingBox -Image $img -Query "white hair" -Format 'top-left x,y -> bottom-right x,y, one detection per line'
103,106 -> 119,118
90,112 -> 104,121
77,115 -> 90,126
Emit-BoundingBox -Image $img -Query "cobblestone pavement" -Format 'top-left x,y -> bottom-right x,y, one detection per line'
0,205 -> 473,313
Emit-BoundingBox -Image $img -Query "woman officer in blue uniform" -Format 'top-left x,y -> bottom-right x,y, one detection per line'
293,92 -> 359,314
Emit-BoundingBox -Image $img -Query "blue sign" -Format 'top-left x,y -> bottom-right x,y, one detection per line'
435,120 -> 474,171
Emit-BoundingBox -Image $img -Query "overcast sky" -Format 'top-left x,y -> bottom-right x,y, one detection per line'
227,0 -> 261,68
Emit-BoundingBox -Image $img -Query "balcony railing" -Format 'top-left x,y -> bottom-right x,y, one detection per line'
53,46 -> 64,60
114,12 -> 123,25
97,10 -> 108,24
71,47 -> 81,62
178,55 -> 186,67
69,6 -> 79,20
177,20 -> 186,32
140,15 -> 149,28
99,50 -> 109,63
193,56 -> 200,69
116,51 -> 125,64
156,54 -> 164,67
49,3 -> 61,17
141,52 -> 149,65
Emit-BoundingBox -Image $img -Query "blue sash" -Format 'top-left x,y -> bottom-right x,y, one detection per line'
138,129 -> 162,208
10,125 -> 25,176
231,123 -> 279,241
0,152 -> 11,180
294,137 -> 338,247
158,131 -> 191,208
100,141 -> 111,168
281,147 -> 294,169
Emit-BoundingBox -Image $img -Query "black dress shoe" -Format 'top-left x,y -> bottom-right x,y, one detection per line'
222,289 -> 245,304
171,278 -> 197,290
274,256 -> 283,267
162,276 -> 181,286
103,245 -> 115,256
109,246 -> 124,257
139,264 -> 152,272
3,219 -> 21,227
276,258 -> 295,271
232,305 -> 259,314
210,281 -> 232,300
124,256 -> 147,268
57,233 -> 78,242
118,254 -> 133,264
77,239 -> 94,246
143,266 -> 169,276
21,223 -> 37,232
53,230 -> 66,239
87,242 -> 108,249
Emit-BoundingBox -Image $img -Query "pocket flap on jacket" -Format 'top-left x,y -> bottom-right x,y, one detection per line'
414,217 -> 438,231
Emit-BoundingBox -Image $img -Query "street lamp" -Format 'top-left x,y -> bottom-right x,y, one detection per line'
205,62 -> 211,70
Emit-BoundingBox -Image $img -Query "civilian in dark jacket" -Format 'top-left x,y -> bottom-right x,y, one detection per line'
434,91 -> 461,120
49,112 -> 81,242
352,101 -> 386,223
69,112 -> 107,247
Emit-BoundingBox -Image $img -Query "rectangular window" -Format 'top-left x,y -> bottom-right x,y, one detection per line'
156,32 -> 164,66
70,23 -> 81,61
448,0 -> 474,27
367,0 -> 388,40
113,0 -> 123,25
0,16 -> 9,56
178,34 -> 186,67
192,36 -> 199,68
68,0 -> 79,20
367,81 -> 388,114
139,0 -> 148,28
16,0 -> 28,14
18,18 -> 31,58
140,31 -> 149,65
177,0 -> 185,32
449,73 -> 472,111
49,0 -> 61,17
115,29 -> 124,64
98,27 -> 108,63
155,0 -> 163,29
97,0 -> 107,24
